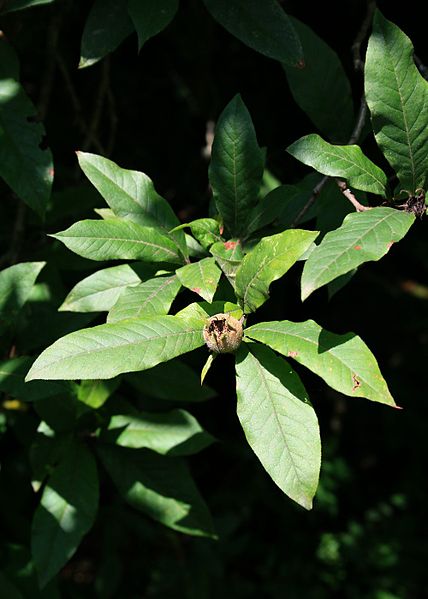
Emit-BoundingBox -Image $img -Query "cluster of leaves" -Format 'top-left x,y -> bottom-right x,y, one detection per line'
0,0 -> 426,595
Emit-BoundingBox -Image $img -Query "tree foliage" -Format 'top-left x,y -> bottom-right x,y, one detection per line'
0,1 -> 426,596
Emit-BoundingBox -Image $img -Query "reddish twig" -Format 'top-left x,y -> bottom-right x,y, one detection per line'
336,180 -> 370,211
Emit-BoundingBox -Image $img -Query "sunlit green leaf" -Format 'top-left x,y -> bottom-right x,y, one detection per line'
0,262 -> 45,332
176,300 -> 243,324
236,343 -> 320,509
209,95 -> 264,237
287,134 -> 387,195
235,229 -> 318,312
301,207 -> 414,300
77,378 -> 119,409
105,409 -> 214,455
51,220 -> 184,264
107,275 -> 180,322
188,218 -> 223,249
365,10 -> 428,192
245,320 -> 396,406
26,315 -> 205,381
59,263 -> 156,312
176,258 -> 221,303
210,240 -> 243,288
77,152 -> 186,258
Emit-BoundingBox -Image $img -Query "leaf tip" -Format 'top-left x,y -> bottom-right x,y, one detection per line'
24,368 -> 36,383
301,285 -> 313,302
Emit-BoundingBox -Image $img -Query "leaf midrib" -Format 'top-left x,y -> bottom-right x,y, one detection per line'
251,354 -> 306,489
246,325 -> 383,397
305,211 -> 398,290
32,322 -> 203,372
85,162 -> 185,256
58,232 -> 179,259
322,148 -> 385,190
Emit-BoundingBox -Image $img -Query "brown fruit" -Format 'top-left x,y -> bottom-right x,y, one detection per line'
203,313 -> 244,354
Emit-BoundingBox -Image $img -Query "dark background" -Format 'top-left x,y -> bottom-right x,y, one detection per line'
0,0 -> 427,597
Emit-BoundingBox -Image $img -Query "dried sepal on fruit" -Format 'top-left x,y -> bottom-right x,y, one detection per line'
203,313 -> 244,354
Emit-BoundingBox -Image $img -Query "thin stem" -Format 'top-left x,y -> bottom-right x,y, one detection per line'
56,53 -> 105,154
82,60 -> 110,153
336,180 -> 370,211
291,175 -> 329,228
351,0 -> 376,72
348,96 -> 368,145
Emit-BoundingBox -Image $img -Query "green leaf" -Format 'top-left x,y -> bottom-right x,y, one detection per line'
301,207 -> 414,300
97,444 -> 216,537
77,152 -> 186,258
274,173 -> 323,228
79,0 -> 133,69
185,233 -> 208,258
51,219 -> 184,264
210,240 -> 243,288
126,360 -> 215,402
287,134 -> 388,195
26,315 -> 205,381
247,176 -> 321,235
202,0 -> 302,66
0,0 -> 53,14
176,300 -> 243,324
235,343 -> 320,509
200,353 -> 216,385
284,18 -> 354,141
235,230 -> 318,313
0,262 -> 45,331
209,95 -> 264,237
0,357 -> 70,401
30,431 -> 72,493
245,320 -> 395,406
77,378 -> 119,409
94,207 -> 116,220
365,11 -> 428,193
105,409 -> 214,455
128,0 -> 179,51
188,218 -> 223,249
31,441 -> 99,587
0,73 -> 53,217
176,258 -> 221,303
59,263 -> 156,312
107,274 -> 180,322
